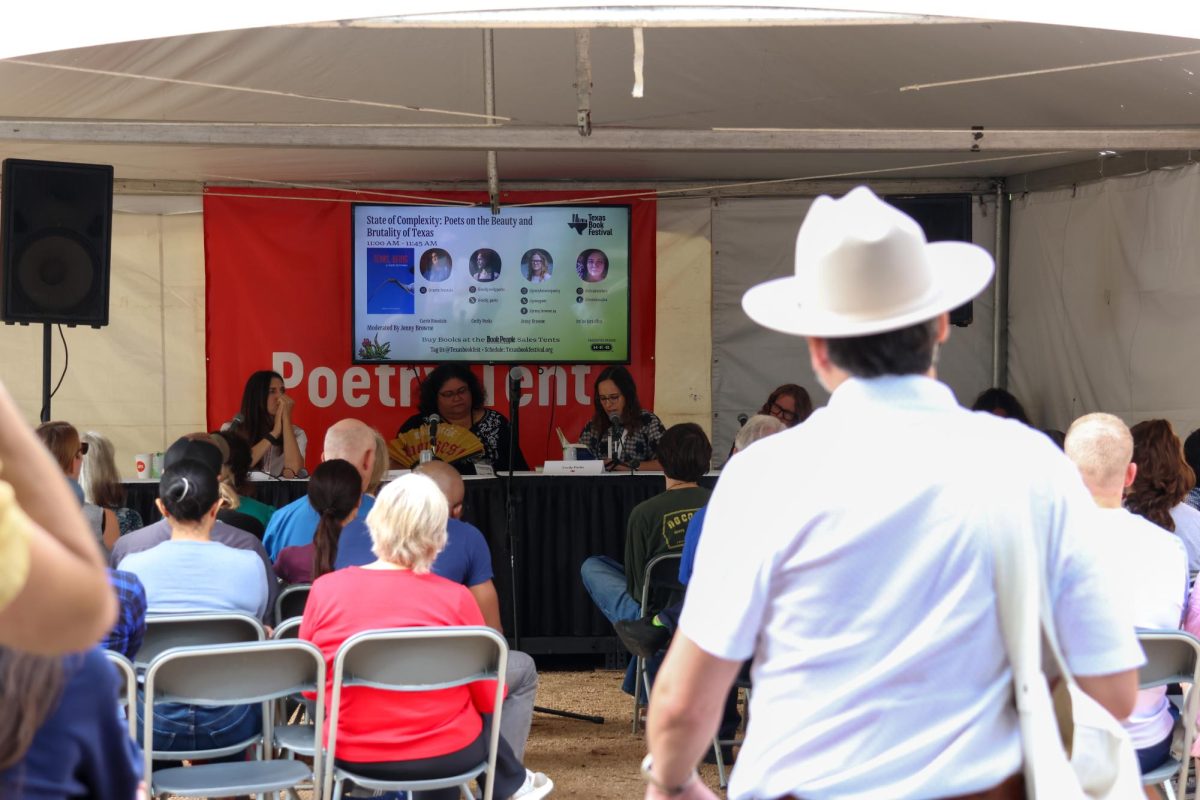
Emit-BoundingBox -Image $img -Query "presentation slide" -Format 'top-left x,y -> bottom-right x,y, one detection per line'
352,204 -> 631,364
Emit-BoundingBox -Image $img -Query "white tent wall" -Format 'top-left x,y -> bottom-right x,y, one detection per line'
0,212 -> 207,480
711,195 -> 998,460
1009,163 -> 1200,435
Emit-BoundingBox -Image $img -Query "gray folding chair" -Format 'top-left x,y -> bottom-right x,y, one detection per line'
142,639 -> 325,800
1137,629 -> 1200,800
135,612 -> 266,669
633,552 -> 683,733
271,617 -> 316,761
105,649 -> 138,740
324,626 -> 509,800
274,583 -> 311,624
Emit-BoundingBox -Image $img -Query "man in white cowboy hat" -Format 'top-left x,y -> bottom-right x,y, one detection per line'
639,187 -> 1142,800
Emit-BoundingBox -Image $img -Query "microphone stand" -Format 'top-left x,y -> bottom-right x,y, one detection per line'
505,367 -> 603,725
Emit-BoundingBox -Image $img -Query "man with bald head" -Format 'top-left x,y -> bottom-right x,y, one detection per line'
334,459 -> 541,762
263,419 -> 377,560
1065,412 -> 1187,774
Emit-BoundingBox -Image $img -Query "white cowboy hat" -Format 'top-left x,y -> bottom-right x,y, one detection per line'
742,186 -> 994,338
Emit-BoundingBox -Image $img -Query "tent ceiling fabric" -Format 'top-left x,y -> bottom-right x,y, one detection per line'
0,21 -> 1198,185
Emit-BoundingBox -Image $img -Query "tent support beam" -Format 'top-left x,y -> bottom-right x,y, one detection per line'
575,30 -> 592,136
483,29 -> 499,214
4,121 -> 1200,152
991,182 -> 1010,389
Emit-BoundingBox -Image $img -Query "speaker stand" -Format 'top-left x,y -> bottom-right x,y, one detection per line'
40,323 -> 51,422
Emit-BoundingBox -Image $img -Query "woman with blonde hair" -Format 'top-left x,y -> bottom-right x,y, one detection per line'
79,431 -> 143,536
301,473 -> 552,800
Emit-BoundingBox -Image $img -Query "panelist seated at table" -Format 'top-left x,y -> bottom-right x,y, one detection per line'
576,366 -> 664,471
223,370 -> 307,478
396,364 -> 528,475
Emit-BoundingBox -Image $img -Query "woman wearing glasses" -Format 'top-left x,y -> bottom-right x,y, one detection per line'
758,383 -> 813,428
577,366 -> 665,471
397,365 -> 528,474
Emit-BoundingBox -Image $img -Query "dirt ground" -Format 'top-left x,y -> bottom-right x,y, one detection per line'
524,667 -> 731,798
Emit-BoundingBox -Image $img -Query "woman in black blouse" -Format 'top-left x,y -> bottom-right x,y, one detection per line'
397,364 -> 528,474
577,366 -> 665,471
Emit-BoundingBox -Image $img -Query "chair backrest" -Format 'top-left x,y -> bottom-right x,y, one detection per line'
324,626 -> 508,800
104,649 -> 137,740
273,617 -> 303,640
142,639 -> 325,790
640,552 -> 683,614
1136,629 -> 1200,799
275,583 -> 311,624
135,612 -> 266,667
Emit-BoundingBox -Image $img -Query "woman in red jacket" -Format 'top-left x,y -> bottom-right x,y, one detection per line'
300,473 -> 552,800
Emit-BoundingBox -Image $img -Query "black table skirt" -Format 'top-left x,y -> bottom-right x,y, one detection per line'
122,474 -> 716,655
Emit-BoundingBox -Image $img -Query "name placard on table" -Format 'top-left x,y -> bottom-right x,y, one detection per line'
542,460 -> 605,476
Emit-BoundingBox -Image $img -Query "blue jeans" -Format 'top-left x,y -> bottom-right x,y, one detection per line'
580,555 -> 661,696
138,700 -> 262,757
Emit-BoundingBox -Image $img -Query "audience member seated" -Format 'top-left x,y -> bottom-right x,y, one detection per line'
122,458 -> 266,760
1184,427 -> 1200,512
212,430 -> 276,528
0,380 -> 117,655
301,473 -> 552,800
758,384 -> 812,428
263,419 -> 377,561
577,366 -> 665,471
224,369 -> 307,477
1127,419 -> 1200,571
581,423 -> 712,695
35,420 -> 118,552
970,387 -> 1031,425
110,436 -> 277,623
337,460 -> 540,762
192,431 -> 265,538
396,364 -> 528,474
275,459 -> 362,585
80,430 -> 144,536
616,414 -> 787,658
1065,413 -> 1187,777
0,646 -> 143,798
103,568 -> 148,659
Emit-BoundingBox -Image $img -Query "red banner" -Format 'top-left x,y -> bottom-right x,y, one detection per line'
203,188 -> 657,469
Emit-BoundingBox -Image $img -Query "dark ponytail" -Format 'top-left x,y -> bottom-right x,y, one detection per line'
158,460 -> 220,522
308,459 -> 361,579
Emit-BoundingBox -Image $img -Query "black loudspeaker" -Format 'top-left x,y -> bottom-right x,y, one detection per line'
1,159 -> 113,328
885,194 -> 975,327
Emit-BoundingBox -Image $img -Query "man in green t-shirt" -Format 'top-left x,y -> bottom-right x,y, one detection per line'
580,423 -> 712,693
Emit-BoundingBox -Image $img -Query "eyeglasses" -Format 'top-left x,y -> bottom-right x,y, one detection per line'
76,442 -> 90,457
438,385 -> 471,400
598,393 -> 622,404
769,402 -> 797,422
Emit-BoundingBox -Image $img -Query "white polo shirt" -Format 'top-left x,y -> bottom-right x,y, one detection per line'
681,375 -> 1143,800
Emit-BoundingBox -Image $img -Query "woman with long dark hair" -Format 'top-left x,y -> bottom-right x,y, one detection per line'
275,459 -> 362,585
396,364 -> 527,474
577,366 -> 665,471
1128,419 -> 1200,570
0,646 -> 141,797
225,370 -> 306,477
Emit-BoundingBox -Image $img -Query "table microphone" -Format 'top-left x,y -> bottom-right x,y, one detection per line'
608,413 -> 622,462
426,413 -> 441,445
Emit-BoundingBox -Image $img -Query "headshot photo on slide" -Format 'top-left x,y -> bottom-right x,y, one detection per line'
420,248 -> 453,282
522,249 -> 554,283
469,248 -> 501,282
577,249 -> 608,283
